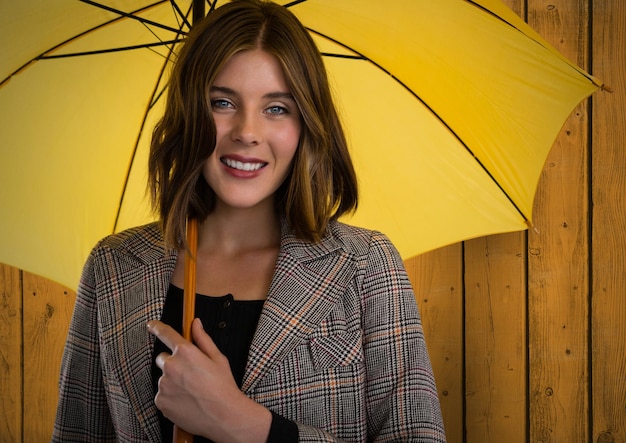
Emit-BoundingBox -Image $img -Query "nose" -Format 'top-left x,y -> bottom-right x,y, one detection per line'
231,110 -> 261,146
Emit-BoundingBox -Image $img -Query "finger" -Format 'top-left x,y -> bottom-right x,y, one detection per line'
154,351 -> 172,370
147,320 -> 187,352
192,318 -> 222,360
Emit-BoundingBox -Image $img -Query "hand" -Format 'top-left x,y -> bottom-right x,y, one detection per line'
148,318 -> 272,442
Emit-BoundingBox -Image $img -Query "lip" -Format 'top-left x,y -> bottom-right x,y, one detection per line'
220,154 -> 268,178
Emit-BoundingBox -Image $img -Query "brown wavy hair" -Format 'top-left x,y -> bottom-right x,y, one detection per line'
148,0 -> 358,247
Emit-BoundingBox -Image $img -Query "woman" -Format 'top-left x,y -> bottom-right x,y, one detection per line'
53,1 -> 446,441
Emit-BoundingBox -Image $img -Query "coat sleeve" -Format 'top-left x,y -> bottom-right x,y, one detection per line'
359,231 -> 446,442
52,247 -> 116,442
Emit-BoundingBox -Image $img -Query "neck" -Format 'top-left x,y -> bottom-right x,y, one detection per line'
197,203 -> 281,255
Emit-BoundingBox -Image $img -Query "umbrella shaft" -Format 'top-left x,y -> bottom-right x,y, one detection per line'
193,0 -> 205,24
174,427 -> 193,443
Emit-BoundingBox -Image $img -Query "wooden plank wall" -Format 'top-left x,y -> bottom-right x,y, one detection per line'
0,1 -> 624,442
591,1 -> 626,442
0,269 -> 74,442
409,1 -> 626,443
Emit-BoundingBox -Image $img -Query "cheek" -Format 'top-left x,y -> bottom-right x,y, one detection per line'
212,116 -> 228,141
202,152 -> 221,183
277,124 -> 301,159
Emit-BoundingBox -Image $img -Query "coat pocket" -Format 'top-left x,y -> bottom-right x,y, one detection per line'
309,331 -> 363,372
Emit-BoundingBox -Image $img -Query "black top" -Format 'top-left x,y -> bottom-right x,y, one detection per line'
151,284 -> 298,442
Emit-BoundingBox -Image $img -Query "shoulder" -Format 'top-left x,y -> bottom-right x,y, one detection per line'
76,223 -> 176,302
90,222 -> 170,265
280,219 -> 404,272
327,220 -> 401,261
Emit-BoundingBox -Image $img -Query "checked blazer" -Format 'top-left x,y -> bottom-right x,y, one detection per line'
53,220 -> 446,442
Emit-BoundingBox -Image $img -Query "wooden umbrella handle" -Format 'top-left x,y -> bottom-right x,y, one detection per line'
182,217 -> 198,341
173,217 -> 198,443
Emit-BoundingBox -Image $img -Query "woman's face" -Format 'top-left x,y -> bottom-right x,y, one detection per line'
203,49 -> 302,213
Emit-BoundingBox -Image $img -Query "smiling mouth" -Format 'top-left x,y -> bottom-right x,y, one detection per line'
221,158 -> 267,172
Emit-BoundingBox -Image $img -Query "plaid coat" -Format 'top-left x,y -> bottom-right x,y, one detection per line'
53,220 -> 446,442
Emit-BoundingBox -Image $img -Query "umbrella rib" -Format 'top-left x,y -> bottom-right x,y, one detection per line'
465,0 -> 600,87
283,0 -> 307,7
113,2 -> 194,234
38,40 -> 183,59
1,1 -> 187,87
136,1 -> 188,51
320,53 -> 364,60
170,0 -> 193,30
307,27 -> 531,223
465,0 -> 520,28
79,0 -> 186,35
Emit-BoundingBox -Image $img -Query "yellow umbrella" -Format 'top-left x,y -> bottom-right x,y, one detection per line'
0,0 -> 602,290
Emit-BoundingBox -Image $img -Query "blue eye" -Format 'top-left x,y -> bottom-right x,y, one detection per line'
267,105 -> 288,115
211,99 -> 233,109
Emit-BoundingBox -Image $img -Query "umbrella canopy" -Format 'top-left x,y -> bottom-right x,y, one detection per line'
0,0 -> 601,289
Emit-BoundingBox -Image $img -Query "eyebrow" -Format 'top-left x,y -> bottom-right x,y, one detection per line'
209,85 -> 296,102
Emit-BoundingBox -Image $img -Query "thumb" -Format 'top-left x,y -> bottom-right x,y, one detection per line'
191,318 -> 222,359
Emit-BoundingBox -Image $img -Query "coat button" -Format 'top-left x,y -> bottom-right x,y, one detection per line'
218,320 -> 227,329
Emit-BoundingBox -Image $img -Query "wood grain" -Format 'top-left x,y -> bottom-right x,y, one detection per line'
464,233 -> 527,442
591,1 -> 626,442
22,272 -> 75,442
462,1 -> 528,441
527,1 -> 592,441
406,244 -> 464,443
0,264 -> 22,443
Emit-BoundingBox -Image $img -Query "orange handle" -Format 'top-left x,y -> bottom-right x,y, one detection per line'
181,217 -> 198,342
174,427 -> 194,443
174,217 -> 198,443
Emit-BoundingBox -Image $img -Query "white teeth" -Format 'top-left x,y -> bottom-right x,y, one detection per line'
223,158 -> 265,171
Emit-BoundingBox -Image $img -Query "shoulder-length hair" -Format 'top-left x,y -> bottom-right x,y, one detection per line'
148,0 -> 358,247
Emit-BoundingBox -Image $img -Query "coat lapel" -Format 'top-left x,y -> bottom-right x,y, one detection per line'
122,255 -> 175,442
100,224 -> 177,442
242,222 -> 357,392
